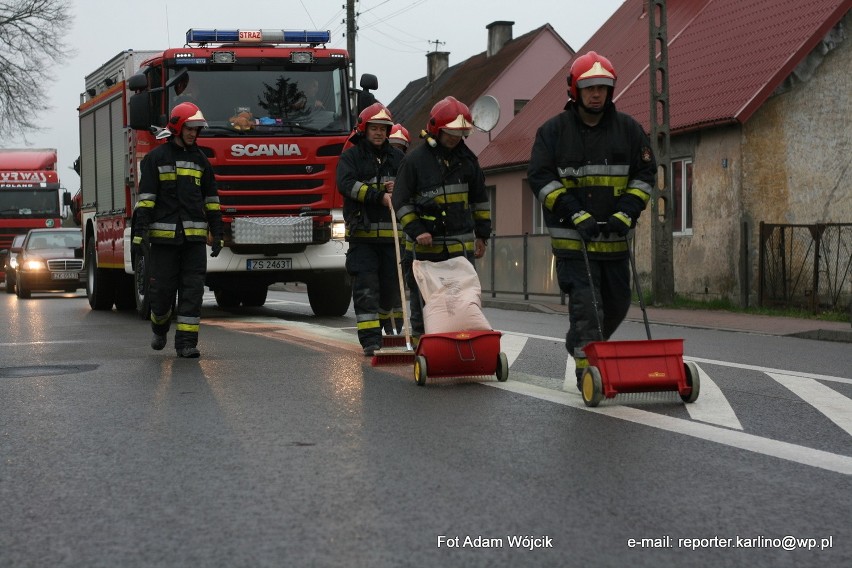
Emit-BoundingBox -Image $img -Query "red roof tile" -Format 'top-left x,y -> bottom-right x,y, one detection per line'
480,0 -> 850,170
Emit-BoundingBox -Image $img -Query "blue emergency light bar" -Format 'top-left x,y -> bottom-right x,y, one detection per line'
186,29 -> 331,45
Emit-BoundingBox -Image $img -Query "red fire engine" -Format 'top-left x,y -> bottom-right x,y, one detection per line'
0,148 -> 71,279
78,28 -> 380,317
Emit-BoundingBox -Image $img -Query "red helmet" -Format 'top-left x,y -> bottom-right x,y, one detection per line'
389,124 -> 410,148
356,103 -> 394,134
567,51 -> 617,100
427,96 -> 473,137
168,102 -> 208,136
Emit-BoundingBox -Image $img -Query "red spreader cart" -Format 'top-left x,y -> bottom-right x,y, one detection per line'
413,330 -> 508,386
578,233 -> 700,407
581,338 -> 699,407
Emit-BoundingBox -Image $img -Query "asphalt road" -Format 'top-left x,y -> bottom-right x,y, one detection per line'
1,289 -> 850,567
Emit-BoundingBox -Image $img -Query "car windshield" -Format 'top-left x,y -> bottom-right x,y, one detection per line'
27,231 -> 82,250
0,189 -> 61,217
168,67 -> 351,135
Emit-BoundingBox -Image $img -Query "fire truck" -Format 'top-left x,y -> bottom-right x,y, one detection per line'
0,148 -> 71,279
78,28 -> 380,317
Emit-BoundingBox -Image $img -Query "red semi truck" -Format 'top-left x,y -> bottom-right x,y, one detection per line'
78,28 -> 380,317
0,148 -> 71,280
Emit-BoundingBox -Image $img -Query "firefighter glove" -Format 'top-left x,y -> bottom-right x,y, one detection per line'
572,211 -> 599,241
210,239 -> 224,258
606,212 -> 632,237
131,229 -> 148,253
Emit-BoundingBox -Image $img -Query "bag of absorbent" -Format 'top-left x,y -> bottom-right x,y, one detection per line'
413,256 -> 492,334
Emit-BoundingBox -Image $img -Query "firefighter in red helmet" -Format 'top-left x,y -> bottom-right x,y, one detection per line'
528,51 -> 656,391
392,96 -> 491,338
388,123 -> 410,153
133,101 -> 223,358
337,103 -> 406,355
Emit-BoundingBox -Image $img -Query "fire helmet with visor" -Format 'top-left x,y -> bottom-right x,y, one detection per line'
426,96 -> 473,137
167,102 -> 208,136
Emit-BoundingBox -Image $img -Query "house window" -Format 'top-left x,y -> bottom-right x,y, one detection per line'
514,99 -> 529,115
671,159 -> 693,234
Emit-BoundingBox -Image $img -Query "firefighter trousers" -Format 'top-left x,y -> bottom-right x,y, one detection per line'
345,242 -> 402,348
556,256 -> 631,377
148,241 -> 207,350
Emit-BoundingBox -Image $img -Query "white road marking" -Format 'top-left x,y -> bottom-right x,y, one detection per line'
487,380 -> 852,476
684,365 -> 743,430
499,333 -> 528,366
562,358 -> 578,393
769,373 -> 852,438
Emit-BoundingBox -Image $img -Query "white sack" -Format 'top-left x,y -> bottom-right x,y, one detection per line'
412,257 -> 492,334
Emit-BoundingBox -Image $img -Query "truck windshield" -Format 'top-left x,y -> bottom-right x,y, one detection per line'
0,189 -> 60,217
169,67 -> 350,136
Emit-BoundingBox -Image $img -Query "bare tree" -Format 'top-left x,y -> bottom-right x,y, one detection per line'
0,0 -> 74,139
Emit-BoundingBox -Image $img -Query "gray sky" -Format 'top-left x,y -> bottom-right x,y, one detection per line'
4,0 -> 624,188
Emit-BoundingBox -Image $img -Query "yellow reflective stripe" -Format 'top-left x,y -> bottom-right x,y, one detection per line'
399,212 -> 419,227
176,167 -> 203,180
626,187 -> 651,204
205,202 -> 221,211
349,228 -> 402,239
552,238 -> 629,253
575,357 -> 589,369
184,228 -> 207,237
543,187 -> 565,210
158,172 -> 177,182
137,200 -> 155,209
357,320 -> 381,330
150,311 -> 172,325
472,210 -> 490,221
150,229 -> 176,238
176,322 -> 200,333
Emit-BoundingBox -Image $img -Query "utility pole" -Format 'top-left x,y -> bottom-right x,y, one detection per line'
346,0 -> 357,89
648,0 -> 675,304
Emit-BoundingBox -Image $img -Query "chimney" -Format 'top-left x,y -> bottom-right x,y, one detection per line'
427,51 -> 450,83
486,21 -> 514,57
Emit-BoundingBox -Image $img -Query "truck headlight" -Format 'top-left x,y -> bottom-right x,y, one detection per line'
332,220 -> 346,240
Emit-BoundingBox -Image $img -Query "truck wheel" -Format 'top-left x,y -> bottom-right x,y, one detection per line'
133,247 -> 151,319
241,287 -> 268,307
307,274 -> 352,317
86,238 -> 115,310
214,288 -> 240,308
115,272 -> 136,311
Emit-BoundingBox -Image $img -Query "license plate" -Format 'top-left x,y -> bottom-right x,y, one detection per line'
247,258 -> 292,270
51,272 -> 79,280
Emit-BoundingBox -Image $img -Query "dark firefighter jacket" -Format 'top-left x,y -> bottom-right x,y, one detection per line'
336,136 -> 404,244
135,139 -> 223,245
527,100 -> 655,260
392,139 -> 491,260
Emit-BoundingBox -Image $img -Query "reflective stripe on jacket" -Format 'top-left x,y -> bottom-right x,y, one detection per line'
528,101 -> 655,260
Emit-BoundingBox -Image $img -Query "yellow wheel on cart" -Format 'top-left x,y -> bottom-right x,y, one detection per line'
582,366 -> 604,407
414,355 -> 428,386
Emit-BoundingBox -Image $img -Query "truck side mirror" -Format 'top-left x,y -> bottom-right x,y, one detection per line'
128,92 -> 152,130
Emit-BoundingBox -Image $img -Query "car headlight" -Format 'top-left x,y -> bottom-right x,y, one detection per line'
332,220 -> 346,240
9,257 -> 18,269
24,259 -> 46,270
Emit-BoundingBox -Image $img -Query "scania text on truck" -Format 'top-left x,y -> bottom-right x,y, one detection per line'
0,148 -> 71,280
78,28 -> 380,317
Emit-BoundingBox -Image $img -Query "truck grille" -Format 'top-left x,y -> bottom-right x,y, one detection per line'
47,260 -> 83,271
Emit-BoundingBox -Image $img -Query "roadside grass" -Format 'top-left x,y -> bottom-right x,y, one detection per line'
641,294 -> 851,323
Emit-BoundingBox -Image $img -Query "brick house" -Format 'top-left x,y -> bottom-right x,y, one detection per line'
478,0 -> 851,306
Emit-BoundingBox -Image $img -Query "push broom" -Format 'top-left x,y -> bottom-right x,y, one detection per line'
371,200 -> 416,366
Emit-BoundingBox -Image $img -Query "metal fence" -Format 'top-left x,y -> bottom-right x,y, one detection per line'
475,233 -> 563,301
758,222 -> 852,313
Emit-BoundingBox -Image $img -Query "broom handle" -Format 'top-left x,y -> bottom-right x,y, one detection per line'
388,200 -> 412,349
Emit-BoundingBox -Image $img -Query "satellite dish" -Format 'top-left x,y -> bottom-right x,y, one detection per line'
470,95 -> 500,132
